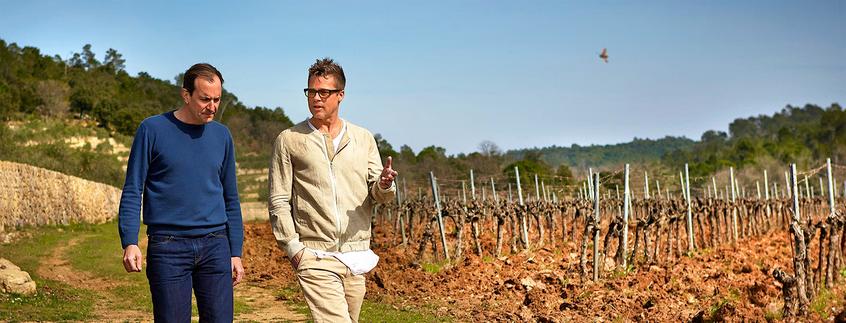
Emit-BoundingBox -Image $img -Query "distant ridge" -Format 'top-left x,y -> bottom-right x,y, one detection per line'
507,136 -> 695,169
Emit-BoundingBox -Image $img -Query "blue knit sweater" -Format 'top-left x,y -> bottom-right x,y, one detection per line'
118,111 -> 243,257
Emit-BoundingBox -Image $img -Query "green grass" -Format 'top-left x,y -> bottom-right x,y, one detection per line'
65,221 -> 154,313
764,307 -> 783,321
609,267 -> 631,279
0,224 -> 97,321
0,222 -> 250,321
421,260 -> 450,274
274,285 -> 311,316
360,300 -> 450,323
3,221 -> 446,322
274,282 -> 452,322
811,287 -> 835,318
707,288 -> 741,319
0,282 -> 95,322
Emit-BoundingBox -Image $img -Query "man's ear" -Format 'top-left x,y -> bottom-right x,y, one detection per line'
337,89 -> 344,103
181,88 -> 191,104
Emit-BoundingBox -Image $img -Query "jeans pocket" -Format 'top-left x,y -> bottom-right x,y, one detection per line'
148,235 -> 172,247
209,230 -> 228,239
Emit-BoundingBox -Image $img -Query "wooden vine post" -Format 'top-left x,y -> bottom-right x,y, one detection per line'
515,166 -> 529,250
593,172 -> 601,281
789,164 -> 810,315
685,163 -> 695,251
622,164 -> 630,269
429,171 -> 450,260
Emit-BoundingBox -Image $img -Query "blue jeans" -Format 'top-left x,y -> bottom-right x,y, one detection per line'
146,229 -> 233,323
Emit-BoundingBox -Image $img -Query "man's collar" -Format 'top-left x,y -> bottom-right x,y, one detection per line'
307,118 -> 346,134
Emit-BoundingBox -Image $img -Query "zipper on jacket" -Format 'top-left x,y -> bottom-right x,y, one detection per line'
319,134 -> 344,251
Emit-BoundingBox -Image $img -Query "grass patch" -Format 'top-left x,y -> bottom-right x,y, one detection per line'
360,300 -> 450,323
609,267 -> 631,279
764,307 -> 784,321
421,260 -> 449,274
66,222 -> 153,313
0,282 -> 95,322
811,287 -> 834,318
274,284 -> 452,322
707,288 -> 741,319
3,221 -> 443,321
0,222 -> 250,321
274,285 -> 311,316
0,225 -> 98,321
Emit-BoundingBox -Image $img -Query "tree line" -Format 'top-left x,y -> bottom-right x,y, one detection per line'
1,39 -> 842,195
662,103 -> 845,179
0,39 -> 294,161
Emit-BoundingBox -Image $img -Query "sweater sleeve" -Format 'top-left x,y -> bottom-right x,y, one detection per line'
221,131 -> 244,257
118,123 -> 150,249
268,133 -> 304,257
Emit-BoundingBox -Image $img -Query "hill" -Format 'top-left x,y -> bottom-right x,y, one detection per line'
507,136 -> 695,170
0,39 -> 291,203
663,103 -> 844,178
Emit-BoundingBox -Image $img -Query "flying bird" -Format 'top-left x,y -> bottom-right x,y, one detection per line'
599,48 -> 608,63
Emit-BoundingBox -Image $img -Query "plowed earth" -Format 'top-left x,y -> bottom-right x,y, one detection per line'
242,221 -> 846,322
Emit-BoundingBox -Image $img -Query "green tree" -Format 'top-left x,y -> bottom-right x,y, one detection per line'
374,133 -> 397,160
81,44 -> 99,69
103,48 -> 126,73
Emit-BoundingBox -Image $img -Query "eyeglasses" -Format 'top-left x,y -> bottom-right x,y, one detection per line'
303,88 -> 342,99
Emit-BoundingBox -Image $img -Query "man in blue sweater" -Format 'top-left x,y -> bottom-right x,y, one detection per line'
118,63 -> 245,322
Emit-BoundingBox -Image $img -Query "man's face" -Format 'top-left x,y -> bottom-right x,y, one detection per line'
307,75 -> 344,121
181,75 -> 222,124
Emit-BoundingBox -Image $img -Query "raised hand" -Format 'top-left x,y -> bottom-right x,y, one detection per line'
379,156 -> 399,189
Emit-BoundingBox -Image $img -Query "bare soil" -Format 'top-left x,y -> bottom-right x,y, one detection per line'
243,221 -> 846,322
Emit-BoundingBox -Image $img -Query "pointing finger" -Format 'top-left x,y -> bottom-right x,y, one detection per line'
385,156 -> 393,170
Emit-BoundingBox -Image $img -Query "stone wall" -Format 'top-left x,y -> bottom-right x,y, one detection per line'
0,161 -> 121,232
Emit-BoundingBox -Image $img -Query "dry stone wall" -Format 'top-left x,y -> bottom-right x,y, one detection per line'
0,161 -> 121,232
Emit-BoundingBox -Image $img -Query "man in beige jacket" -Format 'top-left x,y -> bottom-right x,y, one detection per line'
268,58 -> 397,323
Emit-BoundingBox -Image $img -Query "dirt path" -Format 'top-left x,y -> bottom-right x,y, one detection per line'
37,235 -> 148,321
37,235 -> 306,322
234,284 -> 308,322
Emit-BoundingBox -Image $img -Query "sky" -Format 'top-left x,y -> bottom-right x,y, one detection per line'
2,1 -> 844,155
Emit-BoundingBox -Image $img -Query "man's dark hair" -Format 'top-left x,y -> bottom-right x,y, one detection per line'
183,63 -> 224,95
308,58 -> 345,89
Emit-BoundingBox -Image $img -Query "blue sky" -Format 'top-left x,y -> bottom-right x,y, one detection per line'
2,1 -> 844,154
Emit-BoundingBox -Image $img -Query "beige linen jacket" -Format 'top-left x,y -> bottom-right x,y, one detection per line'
268,119 -> 395,257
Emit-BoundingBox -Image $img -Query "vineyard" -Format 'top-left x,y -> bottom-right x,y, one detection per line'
243,159 -> 846,321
